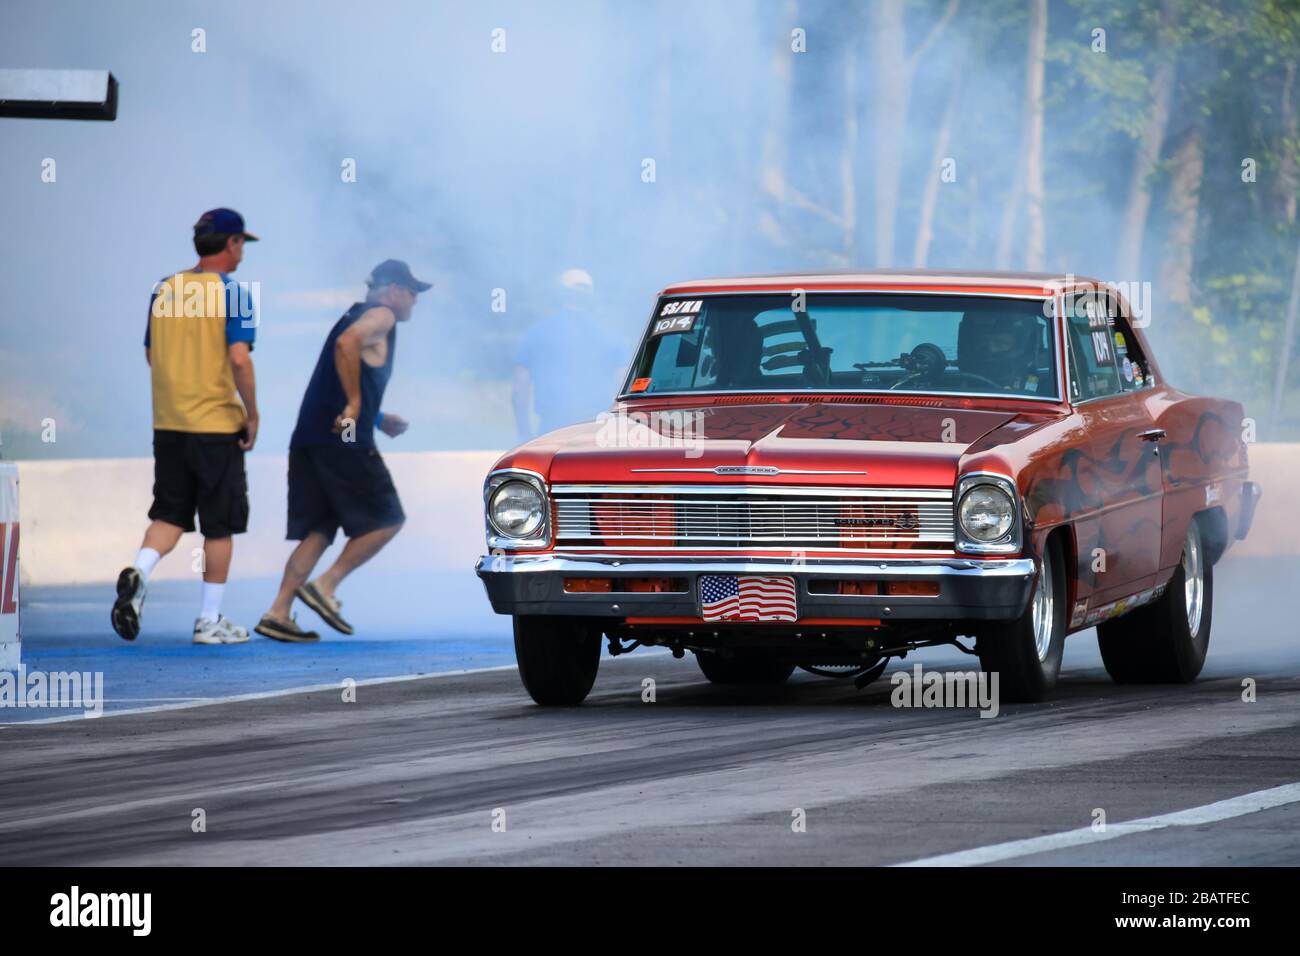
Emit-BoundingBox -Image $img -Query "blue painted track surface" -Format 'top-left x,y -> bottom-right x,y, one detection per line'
7,569 -> 513,722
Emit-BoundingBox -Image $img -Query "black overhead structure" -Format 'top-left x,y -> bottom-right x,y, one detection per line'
0,68 -> 117,121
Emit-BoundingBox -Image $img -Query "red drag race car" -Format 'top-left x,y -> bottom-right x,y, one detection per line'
476,272 -> 1261,705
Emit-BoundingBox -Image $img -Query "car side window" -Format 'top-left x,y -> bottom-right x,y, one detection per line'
1064,294 -> 1123,401
1109,310 -> 1151,391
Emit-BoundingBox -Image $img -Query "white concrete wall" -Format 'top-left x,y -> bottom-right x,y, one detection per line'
15,450 -> 501,586
10,444 -> 1298,588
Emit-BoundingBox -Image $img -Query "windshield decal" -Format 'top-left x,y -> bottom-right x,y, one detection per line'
652,314 -> 697,336
659,299 -> 703,317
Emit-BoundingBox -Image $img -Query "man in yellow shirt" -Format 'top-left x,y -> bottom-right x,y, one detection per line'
111,208 -> 261,645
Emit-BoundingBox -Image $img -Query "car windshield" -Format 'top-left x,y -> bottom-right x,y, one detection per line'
623,293 -> 1060,400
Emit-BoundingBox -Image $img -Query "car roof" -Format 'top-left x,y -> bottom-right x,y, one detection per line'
660,270 -> 1109,297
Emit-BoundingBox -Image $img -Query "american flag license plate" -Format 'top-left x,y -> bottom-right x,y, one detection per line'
698,574 -> 798,623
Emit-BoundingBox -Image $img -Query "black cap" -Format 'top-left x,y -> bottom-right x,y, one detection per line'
194,207 -> 258,241
366,259 -> 432,292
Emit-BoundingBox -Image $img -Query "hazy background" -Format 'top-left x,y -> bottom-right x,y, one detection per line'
2,0 -> 1298,459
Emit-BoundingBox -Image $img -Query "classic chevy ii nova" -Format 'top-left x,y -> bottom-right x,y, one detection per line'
476,272 -> 1261,706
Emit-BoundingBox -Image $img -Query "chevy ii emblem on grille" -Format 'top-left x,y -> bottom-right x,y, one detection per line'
835,512 -> 920,530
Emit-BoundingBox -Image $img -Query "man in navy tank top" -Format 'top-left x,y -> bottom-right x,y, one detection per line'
255,259 -> 430,642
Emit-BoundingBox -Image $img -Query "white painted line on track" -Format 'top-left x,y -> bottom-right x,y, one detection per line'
895,782 -> 1300,866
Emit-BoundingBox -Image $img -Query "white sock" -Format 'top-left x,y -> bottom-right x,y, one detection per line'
200,582 -> 225,622
133,547 -> 162,582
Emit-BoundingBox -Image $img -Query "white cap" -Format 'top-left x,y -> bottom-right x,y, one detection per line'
558,267 -> 594,293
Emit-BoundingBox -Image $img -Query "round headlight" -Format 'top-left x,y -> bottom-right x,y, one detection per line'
489,480 -> 545,538
959,484 -> 1014,542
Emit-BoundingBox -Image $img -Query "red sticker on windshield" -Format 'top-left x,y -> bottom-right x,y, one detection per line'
630,377 -> 652,393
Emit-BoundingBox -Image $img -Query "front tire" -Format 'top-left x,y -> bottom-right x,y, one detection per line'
1097,520 -> 1212,684
513,616 -> 602,706
696,652 -> 795,685
976,535 -> 1066,703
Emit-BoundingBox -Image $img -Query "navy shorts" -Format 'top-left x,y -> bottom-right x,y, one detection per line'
149,430 -> 249,537
287,444 -> 405,543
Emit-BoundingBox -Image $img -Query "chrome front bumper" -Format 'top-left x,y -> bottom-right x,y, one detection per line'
475,552 -> 1037,622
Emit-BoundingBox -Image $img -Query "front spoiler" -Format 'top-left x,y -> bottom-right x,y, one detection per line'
475,553 -> 1037,623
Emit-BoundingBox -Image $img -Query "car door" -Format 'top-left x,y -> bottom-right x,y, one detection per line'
1063,293 -> 1163,608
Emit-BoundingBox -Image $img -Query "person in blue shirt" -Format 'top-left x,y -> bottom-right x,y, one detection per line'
511,268 -> 630,440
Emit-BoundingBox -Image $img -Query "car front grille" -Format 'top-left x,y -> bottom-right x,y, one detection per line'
552,484 -> 955,550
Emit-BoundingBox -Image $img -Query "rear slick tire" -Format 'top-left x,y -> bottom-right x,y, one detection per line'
513,616 -> 602,706
1097,520 -> 1212,684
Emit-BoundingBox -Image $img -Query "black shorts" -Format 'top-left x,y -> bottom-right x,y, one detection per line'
287,444 -> 405,544
149,430 -> 249,537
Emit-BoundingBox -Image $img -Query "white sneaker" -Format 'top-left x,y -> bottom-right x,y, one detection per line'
193,615 -> 250,645
111,567 -> 147,641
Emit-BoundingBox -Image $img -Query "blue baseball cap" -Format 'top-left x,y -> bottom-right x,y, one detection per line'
366,259 -> 432,292
194,207 -> 259,241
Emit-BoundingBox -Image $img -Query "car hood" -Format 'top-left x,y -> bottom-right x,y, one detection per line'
513,401 -> 1021,488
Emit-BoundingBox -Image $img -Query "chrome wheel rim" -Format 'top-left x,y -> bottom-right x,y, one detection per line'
1183,525 -> 1204,635
1032,547 -> 1055,662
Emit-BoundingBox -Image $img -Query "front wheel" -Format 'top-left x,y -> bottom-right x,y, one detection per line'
513,616 -> 602,706
976,536 -> 1066,703
1097,520 -> 1212,684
